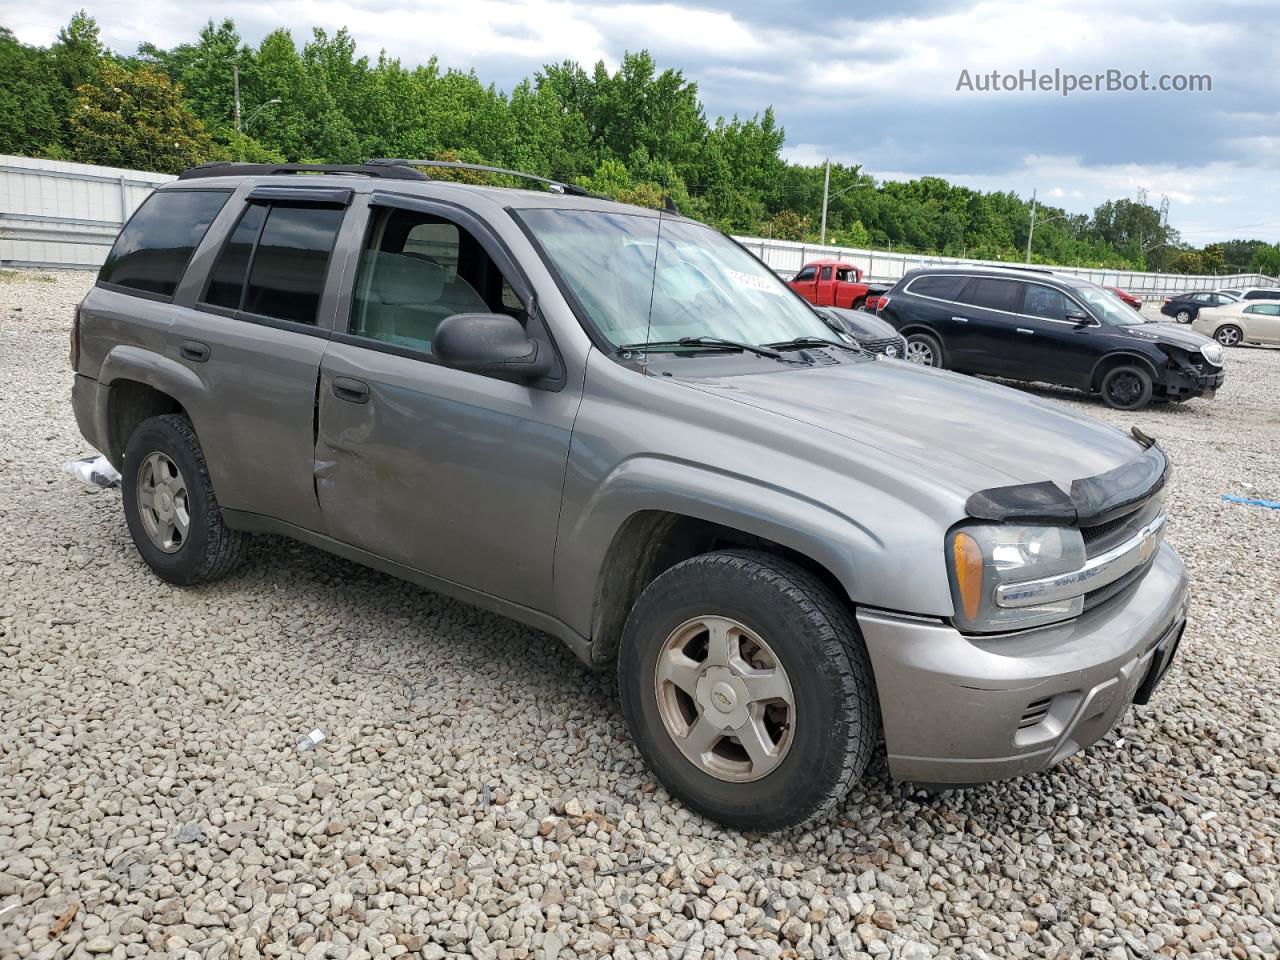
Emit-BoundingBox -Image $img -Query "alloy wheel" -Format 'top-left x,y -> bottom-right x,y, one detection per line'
653,615 -> 795,782
136,451 -> 190,553
905,339 -> 935,366
1216,326 -> 1241,346
1175,310 -> 1191,323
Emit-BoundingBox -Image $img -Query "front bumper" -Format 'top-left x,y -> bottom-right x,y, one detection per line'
1159,364 -> 1225,400
857,542 -> 1188,786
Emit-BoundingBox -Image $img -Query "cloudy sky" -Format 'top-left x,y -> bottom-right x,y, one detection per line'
9,0 -> 1280,242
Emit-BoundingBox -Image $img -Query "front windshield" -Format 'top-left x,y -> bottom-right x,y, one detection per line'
1073,283 -> 1146,326
519,208 -> 834,348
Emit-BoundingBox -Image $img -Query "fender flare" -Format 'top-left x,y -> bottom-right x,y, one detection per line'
96,345 -> 210,459
552,454 -> 898,651
1089,350 -> 1162,391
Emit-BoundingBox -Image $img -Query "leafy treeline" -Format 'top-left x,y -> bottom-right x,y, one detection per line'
2,12 -> 1276,275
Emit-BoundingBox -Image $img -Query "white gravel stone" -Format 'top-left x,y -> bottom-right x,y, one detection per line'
1,270 -> 1277,959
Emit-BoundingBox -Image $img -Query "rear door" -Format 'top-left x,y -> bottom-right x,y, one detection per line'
314,194 -> 577,610
948,276 -> 1025,375
172,185 -> 353,531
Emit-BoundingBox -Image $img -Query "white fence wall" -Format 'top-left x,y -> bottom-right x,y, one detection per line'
0,155 -> 173,269
1,155 -> 1272,300
732,236 -> 1278,302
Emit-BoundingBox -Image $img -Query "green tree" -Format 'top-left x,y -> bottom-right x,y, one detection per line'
70,61 -> 211,172
0,28 -> 62,155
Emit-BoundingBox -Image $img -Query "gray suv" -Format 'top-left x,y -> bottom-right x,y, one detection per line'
71,161 -> 1189,830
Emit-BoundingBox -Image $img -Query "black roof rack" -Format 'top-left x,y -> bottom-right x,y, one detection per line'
177,161 -> 429,181
368,158 -> 607,198
955,263 -> 1058,276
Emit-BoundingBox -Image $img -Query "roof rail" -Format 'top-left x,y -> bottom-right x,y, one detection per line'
176,161 -> 429,181
368,158 -> 606,198
956,263 -> 1058,276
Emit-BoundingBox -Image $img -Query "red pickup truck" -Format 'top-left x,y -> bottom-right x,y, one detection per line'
786,260 -> 873,310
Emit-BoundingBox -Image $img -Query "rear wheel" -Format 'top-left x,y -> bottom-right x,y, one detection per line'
904,332 -> 944,368
618,550 -> 877,831
1100,364 -> 1154,411
122,414 -> 249,585
1215,324 -> 1242,347
1174,309 -> 1192,323
850,296 -> 866,311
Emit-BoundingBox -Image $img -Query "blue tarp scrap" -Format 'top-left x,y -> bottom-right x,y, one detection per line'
1221,494 -> 1280,510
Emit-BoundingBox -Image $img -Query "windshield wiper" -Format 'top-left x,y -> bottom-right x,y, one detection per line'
616,336 -> 808,363
765,336 -> 864,354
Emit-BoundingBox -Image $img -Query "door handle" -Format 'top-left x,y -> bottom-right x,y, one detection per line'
950,316 -> 969,323
1016,328 -> 1034,334
180,339 -> 210,362
331,377 -> 370,404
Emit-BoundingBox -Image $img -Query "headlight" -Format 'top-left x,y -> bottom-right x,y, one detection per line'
1200,343 -> 1223,367
947,524 -> 1086,632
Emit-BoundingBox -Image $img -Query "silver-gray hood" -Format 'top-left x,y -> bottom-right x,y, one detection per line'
678,358 -> 1148,499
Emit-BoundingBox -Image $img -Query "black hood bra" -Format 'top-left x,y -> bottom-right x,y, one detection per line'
965,428 -> 1167,526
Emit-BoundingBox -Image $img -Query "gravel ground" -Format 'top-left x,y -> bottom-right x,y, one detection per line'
1,269 -> 1277,960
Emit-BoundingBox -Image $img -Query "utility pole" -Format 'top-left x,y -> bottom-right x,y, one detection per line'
1024,189 -> 1037,263
820,159 -> 831,245
233,63 -> 242,139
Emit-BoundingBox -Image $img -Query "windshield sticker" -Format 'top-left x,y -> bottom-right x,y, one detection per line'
724,268 -> 784,295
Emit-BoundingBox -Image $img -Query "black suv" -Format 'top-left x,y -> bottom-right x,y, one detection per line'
1160,290 -> 1237,324
876,267 -> 1225,410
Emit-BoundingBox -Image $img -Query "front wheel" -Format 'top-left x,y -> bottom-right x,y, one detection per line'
1100,364 -> 1154,411
904,332 -> 944,368
618,550 -> 877,831
1215,324 -> 1242,347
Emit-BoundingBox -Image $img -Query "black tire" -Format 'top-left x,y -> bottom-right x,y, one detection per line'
618,550 -> 877,831
121,414 -> 248,585
904,331 -> 945,368
1174,309 -> 1193,324
850,297 -> 866,311
1215,324 -> 1243,347
1100,364 -> 1154,411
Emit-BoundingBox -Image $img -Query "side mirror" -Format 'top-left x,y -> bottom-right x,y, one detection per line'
433,313 -> 553,381
1066,311 -> 1092,327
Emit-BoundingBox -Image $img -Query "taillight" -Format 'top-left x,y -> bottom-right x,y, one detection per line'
1163,298 -> 1171,305
867,295 -> 890,312
70,303 -> 82,370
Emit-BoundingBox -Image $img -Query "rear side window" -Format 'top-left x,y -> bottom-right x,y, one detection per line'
99,190 -> 230,298
819,266 -> 832,280
906,275 -> 966,300
955,277 -> 1023,312
201,202 -> 344,325
1244,289 -> 1280,300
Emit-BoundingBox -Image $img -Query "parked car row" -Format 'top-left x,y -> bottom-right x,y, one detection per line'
1161,286 -> 1280,323
74,162 -> 1191,830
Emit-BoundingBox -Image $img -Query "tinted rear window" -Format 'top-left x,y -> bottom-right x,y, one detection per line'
203,204 -> 267,311
99,190 -> 230,298
906,275 -> 966,300
242,206 -> 344,325
955,277 -> 1023,312
1244,289 -> 1280,299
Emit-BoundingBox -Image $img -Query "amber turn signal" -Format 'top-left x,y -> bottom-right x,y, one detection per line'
952,531 -> 984,622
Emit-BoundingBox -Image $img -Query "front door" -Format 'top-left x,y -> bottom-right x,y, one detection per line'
314,196 -> 578,610
814,265 -> 836,305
